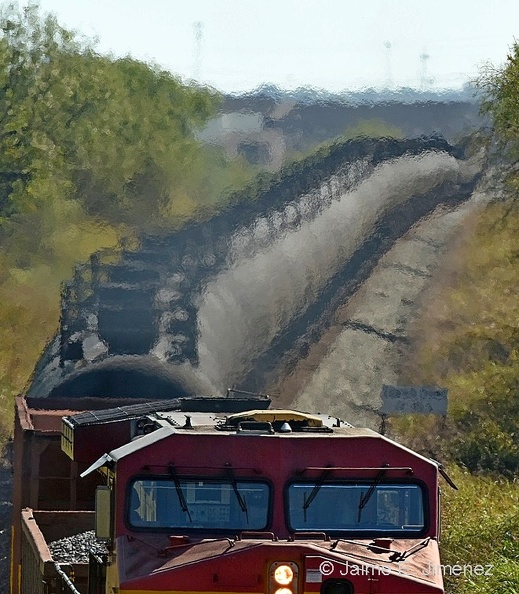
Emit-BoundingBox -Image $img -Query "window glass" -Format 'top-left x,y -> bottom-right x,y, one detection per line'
288,482 -> 424,533
128,478 -> 270,531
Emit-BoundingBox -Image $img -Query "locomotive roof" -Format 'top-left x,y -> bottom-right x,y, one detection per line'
63,397 -> 359,466
65,395 -> 271,428
80,407 -> 439,477
152,408 -> 354,431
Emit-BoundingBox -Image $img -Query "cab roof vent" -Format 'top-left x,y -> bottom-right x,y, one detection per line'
236,421 -> 275,434
216,410 -> 334,433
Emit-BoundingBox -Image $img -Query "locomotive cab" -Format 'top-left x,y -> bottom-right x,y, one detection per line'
80,406 -> 445,594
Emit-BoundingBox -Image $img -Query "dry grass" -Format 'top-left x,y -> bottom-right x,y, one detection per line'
440,466 -> 519,593
393,196 -> 519,591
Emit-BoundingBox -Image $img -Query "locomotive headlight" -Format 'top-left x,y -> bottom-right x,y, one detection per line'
274,565 -> 294,585
269,562 -> 298,594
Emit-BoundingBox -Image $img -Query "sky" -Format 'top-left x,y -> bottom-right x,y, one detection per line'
26,0 -> 519,94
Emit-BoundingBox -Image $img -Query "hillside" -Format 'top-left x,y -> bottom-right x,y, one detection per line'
269,151 -> 519,593
200,90 -> 483,170
399,166 -> 519,593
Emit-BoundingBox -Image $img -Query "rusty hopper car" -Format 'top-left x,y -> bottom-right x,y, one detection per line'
14,400 -> 447,594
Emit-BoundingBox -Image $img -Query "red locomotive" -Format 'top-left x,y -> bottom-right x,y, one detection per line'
12,396 -> 447,593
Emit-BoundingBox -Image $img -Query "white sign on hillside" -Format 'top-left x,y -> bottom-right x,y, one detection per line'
380,385 -> 448,415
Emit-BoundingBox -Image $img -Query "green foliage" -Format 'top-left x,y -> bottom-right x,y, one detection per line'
0,3 -> 255,442
477,42 -> 519,159
448,362 -> 519,477
399,201 -> 519,477
0,2 -> 238,234
477,41 -> 519,196
440,466 -> 519,593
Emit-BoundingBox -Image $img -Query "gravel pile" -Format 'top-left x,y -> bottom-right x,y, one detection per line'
48,530 -> 108,564
0,460 -> 106,592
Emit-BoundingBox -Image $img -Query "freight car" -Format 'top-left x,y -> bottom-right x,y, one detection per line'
13,396 -> 450,594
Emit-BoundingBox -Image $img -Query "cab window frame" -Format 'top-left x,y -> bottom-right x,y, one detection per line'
125,474 -> 274,534
284,477 -> 430,537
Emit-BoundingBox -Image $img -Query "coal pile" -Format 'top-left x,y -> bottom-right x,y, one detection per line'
48,530 -> 108,564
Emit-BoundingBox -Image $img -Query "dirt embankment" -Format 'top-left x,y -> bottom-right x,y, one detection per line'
271,178 -> 492,429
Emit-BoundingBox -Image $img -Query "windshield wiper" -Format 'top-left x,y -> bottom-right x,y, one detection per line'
430,459 -> 458,490
390,537 -> 431,562
168,465 -> 192,522
357,466 -> 388,523
226,465 -> 249,523
303,468 -> 333,522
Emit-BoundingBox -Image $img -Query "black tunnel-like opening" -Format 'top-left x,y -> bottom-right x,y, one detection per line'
48,356 -> 193,399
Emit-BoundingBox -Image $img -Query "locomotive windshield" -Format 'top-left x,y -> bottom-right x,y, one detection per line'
288,482 -> 425,534
128,478 -> 271,531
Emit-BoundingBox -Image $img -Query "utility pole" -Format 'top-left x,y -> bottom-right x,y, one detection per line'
384,41 -> 393,89
193,21 -> 203,82
420,52 -> 432,91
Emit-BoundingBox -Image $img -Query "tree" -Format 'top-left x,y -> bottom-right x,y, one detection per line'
477,41 -> 519,174
0,3 -> 222,232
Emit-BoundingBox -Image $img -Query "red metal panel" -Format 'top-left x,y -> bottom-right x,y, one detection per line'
114,432 -> 439,540
72,422 -> 133,465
